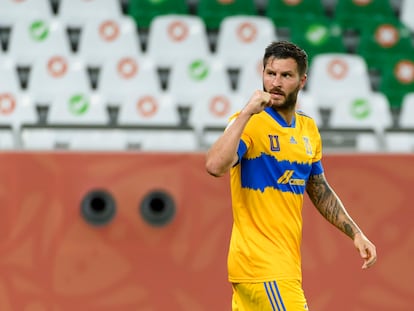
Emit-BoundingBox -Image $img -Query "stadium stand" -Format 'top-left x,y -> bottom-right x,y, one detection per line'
0,0 -> 412,152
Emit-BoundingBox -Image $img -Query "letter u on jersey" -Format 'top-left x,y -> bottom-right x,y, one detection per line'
268,135 -> 280,152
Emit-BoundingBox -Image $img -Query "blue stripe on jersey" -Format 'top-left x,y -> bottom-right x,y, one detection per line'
236,140 -> 248,164
240,153 -> 312,194
310,160 -> 324,176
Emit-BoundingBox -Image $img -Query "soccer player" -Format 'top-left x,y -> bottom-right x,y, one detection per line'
205,41 -> 377,311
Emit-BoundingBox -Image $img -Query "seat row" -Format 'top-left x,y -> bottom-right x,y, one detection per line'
1,0 -> 412,32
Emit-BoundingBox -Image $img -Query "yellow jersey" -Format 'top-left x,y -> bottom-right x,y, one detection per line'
228,107 -> 323,283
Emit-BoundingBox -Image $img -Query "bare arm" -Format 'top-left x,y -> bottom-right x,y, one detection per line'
205,90 -> 271,177
306,173 -> 377,269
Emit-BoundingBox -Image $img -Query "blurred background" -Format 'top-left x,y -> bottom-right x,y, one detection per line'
0,0 -> 413,310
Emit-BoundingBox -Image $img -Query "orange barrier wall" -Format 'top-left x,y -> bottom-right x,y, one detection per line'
0,152 -> 412,310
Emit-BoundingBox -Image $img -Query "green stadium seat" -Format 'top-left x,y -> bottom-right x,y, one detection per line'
333,0 -> 398,33
289,17 -> 346,65
127,0 -> 189,29
265,0 -> 326,30
378,54 -> 414,109
356,18 -> 414,72
196,0 -> 257,31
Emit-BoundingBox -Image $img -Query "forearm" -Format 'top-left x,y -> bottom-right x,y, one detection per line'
306,174 -> 362,239
206,110 -> 252,177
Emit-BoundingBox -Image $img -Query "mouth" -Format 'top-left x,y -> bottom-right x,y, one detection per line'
270,91 -> 285,99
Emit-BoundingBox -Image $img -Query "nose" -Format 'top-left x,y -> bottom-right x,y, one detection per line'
271,74 -> 282,87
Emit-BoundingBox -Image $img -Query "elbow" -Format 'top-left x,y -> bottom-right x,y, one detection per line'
205,159 -> 226,178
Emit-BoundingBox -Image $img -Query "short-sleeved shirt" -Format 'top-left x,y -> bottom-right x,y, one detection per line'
228,107 -> 324,283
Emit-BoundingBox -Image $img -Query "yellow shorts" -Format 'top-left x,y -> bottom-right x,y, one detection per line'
232,280 -> 309,311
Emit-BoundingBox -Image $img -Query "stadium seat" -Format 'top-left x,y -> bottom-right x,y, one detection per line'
306,53 -> 373,110
356,18 -> 414,72
328,93 -> 393,131
377,54 -> 414,109
215,15 -> 277,70
146,15 -> 211,69
58,0 -> 123,27
196,0 -> 257,30
98,55 -> 161,106
47,92 -> 109,125
384,93 -> 414,152
127,0 -> 189,30
289,17 -> 347,65
400,0 -> 414,33
296,92 -> 323,127
20,126 -> 128,150
27,54 -> 91,105
188,92 -> 245,148
77,16 -> 143,68
117,92 -> 198,151
7,17 -> 72,66
0,90 -> 38,149
333,0 -> 398,33
265,0 -> 326,30
118,92 -> 181,127
0,0 -> 53,27
398,93 -> 414,128
168,57 -> 233,108
236,56 -> 263,100
0,56 -> 21,94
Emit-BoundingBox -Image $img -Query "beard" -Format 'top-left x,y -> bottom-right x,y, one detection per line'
263,83 -> 301,111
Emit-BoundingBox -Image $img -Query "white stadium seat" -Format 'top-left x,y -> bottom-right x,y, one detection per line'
216,15 -> 277,69
146,14 -> 211,68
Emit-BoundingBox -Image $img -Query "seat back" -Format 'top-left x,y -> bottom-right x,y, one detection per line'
265,0 -> 326,29
98,55 -> 161,106
378,55 -> 414,109
0,0 -> 53,27
398,93 -> 414,128
333,0 -> 397,32
47,92 -> 108,125
77,16 -> 143,68
236,56 -> 263,100
356,19 -> 413,71
215,15 -> 277,69
28,54 -> 90,105
328,93 -> 393,130
289,17 -> 346,65
146,15 -> 211,68
118,92 -> 180,127
168,57 -> 233,108
306,53 -> 372,109
7,17 -> 72,66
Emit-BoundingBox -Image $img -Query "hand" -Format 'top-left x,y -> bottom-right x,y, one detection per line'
242,90 -> 272,115
354,232 -> 377,269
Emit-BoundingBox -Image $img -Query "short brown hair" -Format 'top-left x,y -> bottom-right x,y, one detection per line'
263,41 -> 308,76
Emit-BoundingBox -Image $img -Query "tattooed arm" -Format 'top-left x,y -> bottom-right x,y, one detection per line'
306,173 -> 377,269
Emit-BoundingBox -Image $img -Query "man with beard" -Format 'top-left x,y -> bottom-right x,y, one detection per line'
205,41 -> 377,311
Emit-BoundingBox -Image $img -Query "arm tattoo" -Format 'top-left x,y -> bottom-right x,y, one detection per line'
306,173 -> 361,239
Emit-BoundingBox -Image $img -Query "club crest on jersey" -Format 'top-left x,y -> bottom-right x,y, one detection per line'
302,136 -> 313,155
268,134 -> 280,151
